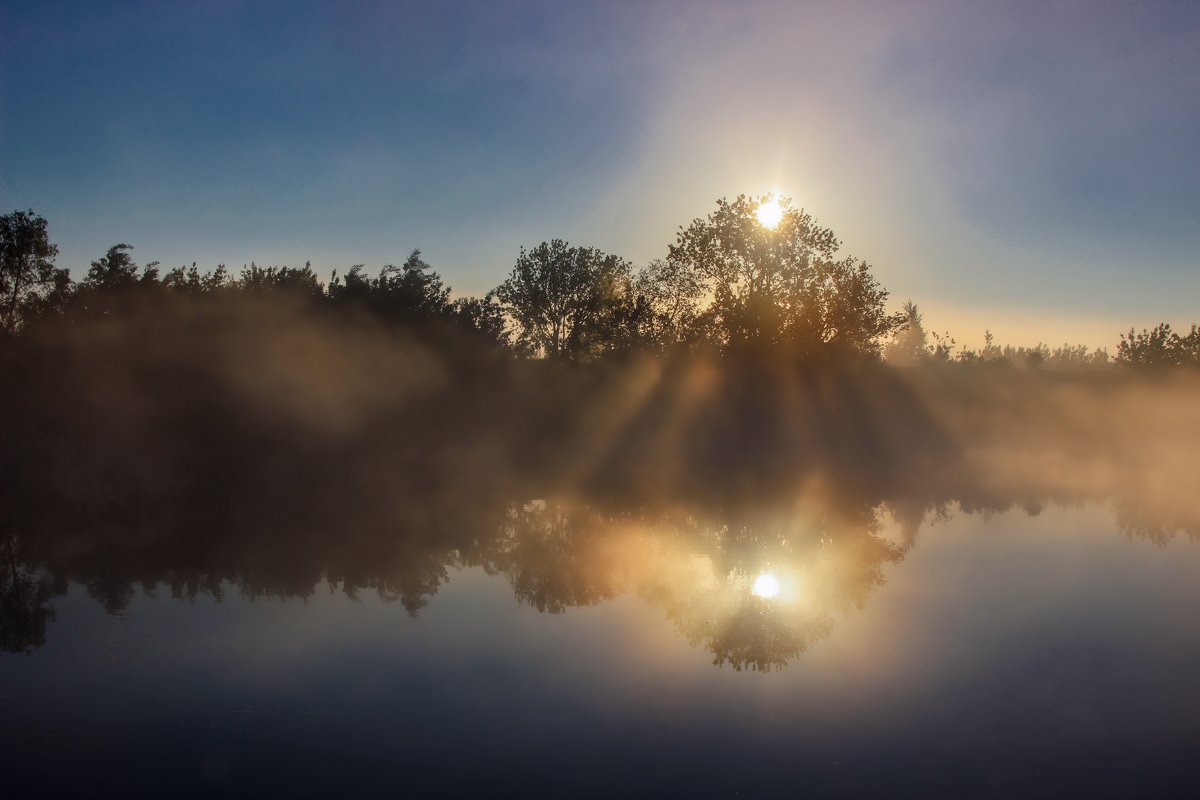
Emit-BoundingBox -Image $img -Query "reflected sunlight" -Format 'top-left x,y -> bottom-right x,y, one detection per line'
752,572 -> 782,598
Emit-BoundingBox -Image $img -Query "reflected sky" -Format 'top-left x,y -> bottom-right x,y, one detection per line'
4,334 -> 1200,794
3,493 -> 1199,796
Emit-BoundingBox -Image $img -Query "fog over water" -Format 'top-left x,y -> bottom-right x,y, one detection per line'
2,297 -> 1198,796
3,296 -> 1197,642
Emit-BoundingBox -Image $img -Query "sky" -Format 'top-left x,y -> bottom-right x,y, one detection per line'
3,0 -> 1199,348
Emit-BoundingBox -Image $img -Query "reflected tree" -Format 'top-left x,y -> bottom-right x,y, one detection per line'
478,497 -> 907,671
1,534 -> 58,653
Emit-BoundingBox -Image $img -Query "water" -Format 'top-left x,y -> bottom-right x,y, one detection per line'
3,498 -> 1198,797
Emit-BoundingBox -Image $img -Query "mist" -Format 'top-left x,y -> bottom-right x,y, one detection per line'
4,284 -> 1197,665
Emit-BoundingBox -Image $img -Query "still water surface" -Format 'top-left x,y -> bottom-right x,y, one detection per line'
3,498 -> 1198,797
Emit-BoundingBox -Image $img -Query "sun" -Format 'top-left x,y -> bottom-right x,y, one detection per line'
755,197 -> 784,229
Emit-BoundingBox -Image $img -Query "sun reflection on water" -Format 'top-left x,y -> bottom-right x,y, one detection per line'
752,572 -> 781,599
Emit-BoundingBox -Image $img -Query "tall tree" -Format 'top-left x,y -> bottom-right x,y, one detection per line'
667,195 -> 902,359
632,257 -> 705,347
376,249 -> 451,319
83,243 -> 144,291
884,302 -> 928,364
0,210 -> 64,334
494,240 -> 633,359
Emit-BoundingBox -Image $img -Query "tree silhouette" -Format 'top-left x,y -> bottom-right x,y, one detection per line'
83,243 -> 158,291
1,534 -> 57,654
667,194 -> 902,358
0,210 -> 65,335
494,239 -> 635,359
162,263 -> 230,294
631,257 -> 705,348
1118,323 -> 1200,368
450,293 -> 510,348
328,249 -> 456,325
238,261 -> 324,298
885,301 -> 928,364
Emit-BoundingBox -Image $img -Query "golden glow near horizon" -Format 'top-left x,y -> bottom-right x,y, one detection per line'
752,573 -> 782,599
755,197 -> 784,229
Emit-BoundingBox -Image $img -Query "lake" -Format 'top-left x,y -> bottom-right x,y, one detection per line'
3,494 -> 1197,797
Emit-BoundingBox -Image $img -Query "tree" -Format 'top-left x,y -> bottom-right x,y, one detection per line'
376,249 -> 451,319
162,263 -> 230,294
82,243 -> 159,291
1117,323 -> 1199,368
451,293 -> 510,348
0,210 -> 65,335
885,301 -> 928,365
328,250 -> 454,323
805,255 -> 904,361
632,257 -> 705,348
68,244 -> 162,320
494,239 -> 634,359
238,261 -> 324,298
1,534 -> 57,653
667,194 -> 903,359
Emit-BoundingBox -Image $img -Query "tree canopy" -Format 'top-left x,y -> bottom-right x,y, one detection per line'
0,210 -> 65,335
4,202 -> 1189,371
1117,323 -> 1200,368
667,194 -> 903,359
494,239 -> 636,359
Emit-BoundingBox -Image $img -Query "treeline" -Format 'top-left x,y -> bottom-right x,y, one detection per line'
886,302 -> 1114,369
0,225 -> 509,355
1,197 -> 906,363
2,199 -> 1195,367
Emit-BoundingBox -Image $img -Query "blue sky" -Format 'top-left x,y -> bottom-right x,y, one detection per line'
3,0 -> 1198,347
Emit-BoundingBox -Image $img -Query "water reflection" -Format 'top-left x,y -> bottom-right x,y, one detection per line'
475,494 -> 905,670
751,573 -> 780,598
1,534 -> 59,654
5,472 -> 1196,667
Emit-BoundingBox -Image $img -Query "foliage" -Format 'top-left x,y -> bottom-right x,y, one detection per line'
329,249 -> 453,323
0,210 -> 66,335
629,258 -> 705,348
885,302 -> 929,365
1,205 -> 1191,373
1117,323 -> 1200,368
450,293 -> 510,347
64,244 -> 166,319
667,194 -> 903,359
494,239 -> 636,359
239,261 -> 324,298
162,263 -> 231,294
83,243 -> 160,291
904,327 -> 1112,370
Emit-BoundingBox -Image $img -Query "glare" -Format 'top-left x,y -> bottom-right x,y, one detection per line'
752,573 -> 781,598
755,197 -> 783,229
